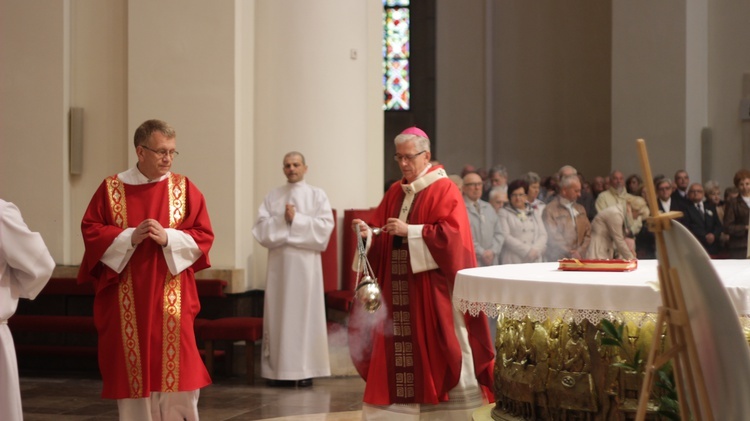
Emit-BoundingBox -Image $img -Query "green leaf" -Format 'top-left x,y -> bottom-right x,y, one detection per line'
600,319 -> 620,340
634,349 -> 643,367
613,362 -> 637,371
600,338 -> 621,347
657,396 -> 681,420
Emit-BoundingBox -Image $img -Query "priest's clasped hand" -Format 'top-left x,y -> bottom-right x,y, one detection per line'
131,219 -> 168,247
285,204 -> 295,224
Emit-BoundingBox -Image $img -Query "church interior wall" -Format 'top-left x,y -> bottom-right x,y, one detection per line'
435,0 -> 487,175
1,0 -> 748,292
435,1 -> 613,181
611,0 -> 688,181
707,0 -> 750,184
1,1 -> 70,262
68,0 -> 128,266
491,0 -> 612,183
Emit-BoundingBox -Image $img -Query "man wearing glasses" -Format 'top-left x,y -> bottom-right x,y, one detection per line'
78,119 -> 214,420
462,172 -> 504,267
350,127 -> 494,419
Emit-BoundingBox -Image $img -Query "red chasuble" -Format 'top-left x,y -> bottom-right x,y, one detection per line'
77,173 -> 213,399
348,165 -> 495,405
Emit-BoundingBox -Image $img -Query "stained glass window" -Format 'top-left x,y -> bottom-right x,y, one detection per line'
383,0 -> 410,110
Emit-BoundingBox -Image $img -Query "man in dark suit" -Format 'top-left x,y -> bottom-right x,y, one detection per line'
671,170 -> 691,208
684,182 -> 723,256
636,177 -> 687,258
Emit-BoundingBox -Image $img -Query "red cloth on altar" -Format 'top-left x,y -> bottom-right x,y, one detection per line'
78,173 -> 213,399
348,165 -> 495,405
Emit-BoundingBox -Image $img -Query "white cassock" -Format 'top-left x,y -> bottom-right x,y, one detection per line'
252,181 -> 334,380
0,199 -> 55,421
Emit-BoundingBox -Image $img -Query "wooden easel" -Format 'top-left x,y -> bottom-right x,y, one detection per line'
635,139 -> 713,421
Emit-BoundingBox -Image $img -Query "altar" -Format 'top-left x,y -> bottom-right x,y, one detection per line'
454,259 -> 750,420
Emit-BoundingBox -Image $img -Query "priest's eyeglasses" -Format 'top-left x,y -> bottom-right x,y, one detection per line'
141,145 -> 179,159
393,151 -> 426,162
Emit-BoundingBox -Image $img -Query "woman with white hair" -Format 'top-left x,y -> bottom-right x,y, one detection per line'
586,194 -> 650,260
498,179 -> 548,263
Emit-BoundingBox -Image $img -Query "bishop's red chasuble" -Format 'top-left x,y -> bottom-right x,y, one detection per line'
348,165 -> 495,405
78,173 -> 213,399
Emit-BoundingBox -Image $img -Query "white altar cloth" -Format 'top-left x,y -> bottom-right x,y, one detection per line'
454,259 -> 750,325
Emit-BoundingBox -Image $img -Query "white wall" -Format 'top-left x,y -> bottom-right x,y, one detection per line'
235,0 -> 257,289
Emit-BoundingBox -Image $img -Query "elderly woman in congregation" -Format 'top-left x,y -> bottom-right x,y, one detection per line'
497,179 -> 548,264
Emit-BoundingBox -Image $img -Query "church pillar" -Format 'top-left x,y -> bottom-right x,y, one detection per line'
0,0 -> 70,261
612,0 -> 708,181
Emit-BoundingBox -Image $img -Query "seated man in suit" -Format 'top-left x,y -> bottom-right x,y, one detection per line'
684,183 -> 723,257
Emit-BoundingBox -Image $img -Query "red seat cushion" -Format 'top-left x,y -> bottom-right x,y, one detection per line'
325,290 -> 354,312
9,315 -> 97,335
195,279 -> 227,297
15,344 -> 98,358
41,278 -> 95,296
197,317 -> 263,341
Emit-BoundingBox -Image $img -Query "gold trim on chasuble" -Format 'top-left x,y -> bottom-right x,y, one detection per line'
105,174 -> 187,397
161,174 -> 186,391
106,176 -> 144,398
389,169 -> 446,401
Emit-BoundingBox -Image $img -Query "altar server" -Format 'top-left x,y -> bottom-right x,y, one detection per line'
1,199 -> 55,421
252,151 -> 334,387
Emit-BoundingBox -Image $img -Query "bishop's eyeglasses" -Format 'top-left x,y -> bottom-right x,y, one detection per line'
393,150 -> 426,162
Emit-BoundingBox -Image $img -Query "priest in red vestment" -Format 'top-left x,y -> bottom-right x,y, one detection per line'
78,119 -> 214,420
349,127 -> 495,420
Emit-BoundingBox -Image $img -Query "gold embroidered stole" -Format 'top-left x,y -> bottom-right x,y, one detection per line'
389,168 -> 448,402
105,173 -> 187,397
390,244 -> 415,402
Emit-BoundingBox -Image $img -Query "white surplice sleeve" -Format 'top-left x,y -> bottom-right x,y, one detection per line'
0,200 -> 55,306
162,229 -> 202,275
252,189 -> 291,249
407,224 -> 438,274
253,185 -> 334,252
287,190 -> 334,252
100,228 -> 137,273
100,228 -> 200,275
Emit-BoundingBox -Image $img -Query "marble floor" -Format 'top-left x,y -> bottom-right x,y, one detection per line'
20,372 -> 366,421
18,327 -> 367,421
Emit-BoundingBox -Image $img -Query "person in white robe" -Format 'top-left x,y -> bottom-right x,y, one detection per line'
252,151 -> 334,387
1,199 -> 55,421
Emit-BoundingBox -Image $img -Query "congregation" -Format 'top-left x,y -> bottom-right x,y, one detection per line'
452,163 -> 750,263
